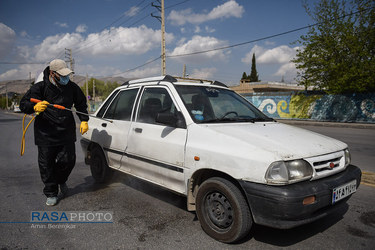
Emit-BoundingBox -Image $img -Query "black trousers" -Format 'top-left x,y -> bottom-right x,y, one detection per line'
38,143 -> 76,197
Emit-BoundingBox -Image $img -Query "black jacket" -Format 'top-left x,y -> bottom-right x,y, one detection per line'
20,67 -> 89,146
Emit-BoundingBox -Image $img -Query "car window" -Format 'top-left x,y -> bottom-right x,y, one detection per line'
97,90 -> 119,118
137,87 -> 177,124
103,88 -> 139,120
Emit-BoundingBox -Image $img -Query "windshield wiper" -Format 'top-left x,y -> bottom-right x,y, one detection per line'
247,117 -> 275,122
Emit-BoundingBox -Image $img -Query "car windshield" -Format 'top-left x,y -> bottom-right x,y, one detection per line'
175,85 -> 273,124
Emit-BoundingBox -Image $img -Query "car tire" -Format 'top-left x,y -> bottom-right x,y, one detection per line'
89,146 -> 113,183
196,177 -> 252,243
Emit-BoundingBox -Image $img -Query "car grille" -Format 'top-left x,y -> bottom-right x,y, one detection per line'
305,151 -> 346,180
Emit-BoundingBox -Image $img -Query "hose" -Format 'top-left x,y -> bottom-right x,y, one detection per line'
20,114 -> 35,156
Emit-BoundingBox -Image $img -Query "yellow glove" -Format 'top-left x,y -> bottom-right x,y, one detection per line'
80,121 -> 89,135
33,100 -> 49,115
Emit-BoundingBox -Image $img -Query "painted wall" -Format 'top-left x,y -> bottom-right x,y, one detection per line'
245,93 -> 375,123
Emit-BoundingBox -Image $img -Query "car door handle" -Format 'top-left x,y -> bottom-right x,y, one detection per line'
101,123 -> 107,127
134,128 -> 142,133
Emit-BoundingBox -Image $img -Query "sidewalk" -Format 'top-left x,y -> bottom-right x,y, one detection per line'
277,119 -> 375,129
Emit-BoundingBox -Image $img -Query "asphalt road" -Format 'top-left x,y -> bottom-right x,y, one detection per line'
1,110 -> 374,249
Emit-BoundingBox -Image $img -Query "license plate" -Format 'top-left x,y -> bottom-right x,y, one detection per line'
332,180 -> 357,204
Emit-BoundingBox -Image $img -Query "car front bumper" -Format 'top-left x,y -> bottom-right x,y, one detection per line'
239,164 -> 362,229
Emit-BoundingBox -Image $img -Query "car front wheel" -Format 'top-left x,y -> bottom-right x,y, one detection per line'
196,177 -> 252,243
89,146 -> 113,183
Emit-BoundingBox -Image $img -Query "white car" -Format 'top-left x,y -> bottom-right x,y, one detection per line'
13,105 -> 21,113
81,75 -> 361,243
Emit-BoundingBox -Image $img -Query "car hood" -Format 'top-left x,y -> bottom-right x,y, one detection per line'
204,122 -> 347,160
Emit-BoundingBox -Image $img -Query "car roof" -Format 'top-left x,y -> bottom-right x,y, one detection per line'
120,75 -> 228,89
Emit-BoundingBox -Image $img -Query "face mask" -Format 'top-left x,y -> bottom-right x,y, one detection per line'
58,75 -> 70,85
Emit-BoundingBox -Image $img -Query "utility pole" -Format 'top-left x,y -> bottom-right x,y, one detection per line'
152,0 -> 166,75
5,83 -> 8,110
65,48 -> 74,80
86,73 -> 90,111
182,64 -> 186,78
93,79 -> 96,102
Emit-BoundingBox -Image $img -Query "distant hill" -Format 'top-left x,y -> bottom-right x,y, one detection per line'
0,75 -> 132,95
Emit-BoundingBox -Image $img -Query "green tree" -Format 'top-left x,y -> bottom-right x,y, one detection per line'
241,72 -> 248,80
81,78 -> 120,100
248,53 -> 260,82
292,0 -> 375,93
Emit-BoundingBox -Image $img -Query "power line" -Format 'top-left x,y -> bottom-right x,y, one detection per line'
73,0 -> 191,56
73,1 -> 153,56
107,56 -> 161,77
4,2 -> 372,78
166,6 -> 375,59
102,0 -> 148,30
106,5 -> 375,78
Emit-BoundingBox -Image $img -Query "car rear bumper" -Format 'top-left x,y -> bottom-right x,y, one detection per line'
239,164 -> 362,229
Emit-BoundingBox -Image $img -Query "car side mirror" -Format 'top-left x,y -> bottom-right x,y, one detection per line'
156,111 -> 186,129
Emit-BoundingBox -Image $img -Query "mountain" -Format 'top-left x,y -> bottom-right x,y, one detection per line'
0,75 -> 131,95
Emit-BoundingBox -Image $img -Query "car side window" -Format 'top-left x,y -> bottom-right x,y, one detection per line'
137,87 -> 176,124
97,90 -> 119,118
103,88 -> 139,120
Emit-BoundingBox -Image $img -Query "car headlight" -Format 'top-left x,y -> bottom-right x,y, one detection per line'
265,160 -> 313,185
344,148 -> 351,167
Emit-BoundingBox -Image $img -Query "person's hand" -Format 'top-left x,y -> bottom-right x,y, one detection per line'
33,100 -> 49,115
80,121 -> 89,135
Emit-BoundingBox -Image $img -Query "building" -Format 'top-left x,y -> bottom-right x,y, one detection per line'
230,79 -> 307,94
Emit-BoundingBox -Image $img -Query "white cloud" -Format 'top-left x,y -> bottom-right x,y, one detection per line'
33,33 -> 84,61
241,45 -> 300,81
274,62 -> 297,79
194,26 -> 201,33
169,35 -> 229,63
265,41 -> 275,46
0,23 -> 16,59
84,25 -> 174,56
189,67 -> 217,79
20,31 -> 29,38
0,64 -> 42,81
241,45 -> 265,64
28,25 -> 173,62
125,6 -> 140,17
0,68 -> 18,80
168,0 -> 244,25
0,25 -> 173,80
55,22 -> 68,28
76,24 -> 87,33
205,26 -> 215,33
209,0 -> 244,19
258,45 -> 298,64
242,45 -> 298,64
177,37 -> 187,46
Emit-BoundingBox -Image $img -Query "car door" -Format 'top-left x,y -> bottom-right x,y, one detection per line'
123,86 -> 187,193
96,87 -> 139,169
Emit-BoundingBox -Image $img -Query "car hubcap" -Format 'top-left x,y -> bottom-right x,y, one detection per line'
205,191 -> 233,229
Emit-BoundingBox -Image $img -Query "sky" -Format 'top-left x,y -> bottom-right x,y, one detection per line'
0,0 -> 320,85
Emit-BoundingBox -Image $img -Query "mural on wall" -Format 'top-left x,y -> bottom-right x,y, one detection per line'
246,93 -> 375,123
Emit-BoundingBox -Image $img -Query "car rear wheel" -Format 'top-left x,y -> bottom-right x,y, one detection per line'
90,146 -> 113,183
196,177 -> 252,243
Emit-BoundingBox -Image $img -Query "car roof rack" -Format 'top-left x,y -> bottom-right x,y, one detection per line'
122,75 -> 228,88
122,75 -> 177,86
173,76 -> 212,83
